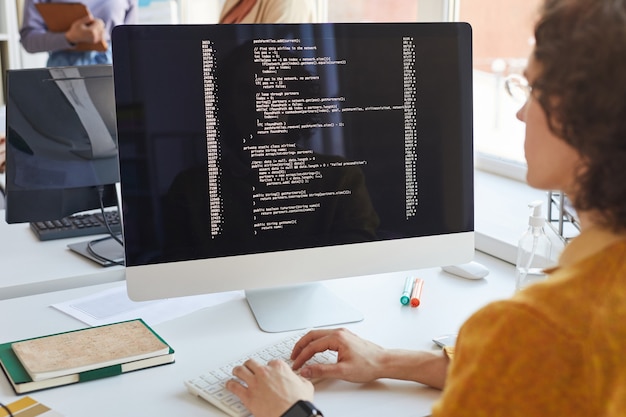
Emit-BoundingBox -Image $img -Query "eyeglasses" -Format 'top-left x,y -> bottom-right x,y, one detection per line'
504,74 -> 532,102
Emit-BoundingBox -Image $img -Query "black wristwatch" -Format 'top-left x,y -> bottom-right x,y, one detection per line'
281,400 -> 324,417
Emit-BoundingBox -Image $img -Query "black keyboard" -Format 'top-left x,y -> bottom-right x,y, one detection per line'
30,211 -> 122,241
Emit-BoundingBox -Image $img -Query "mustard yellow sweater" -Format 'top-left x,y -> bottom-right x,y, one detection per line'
432,228 -> 626,416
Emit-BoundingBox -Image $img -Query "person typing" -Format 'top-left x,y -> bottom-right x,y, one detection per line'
223,1 -> 626,416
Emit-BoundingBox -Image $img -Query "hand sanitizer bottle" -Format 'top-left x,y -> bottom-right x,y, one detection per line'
515,200 -> 552,291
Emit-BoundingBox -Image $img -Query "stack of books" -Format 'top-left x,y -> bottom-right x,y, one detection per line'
0,319 -> 175,394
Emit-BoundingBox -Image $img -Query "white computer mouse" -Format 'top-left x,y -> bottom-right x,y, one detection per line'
441,261 -> 489,280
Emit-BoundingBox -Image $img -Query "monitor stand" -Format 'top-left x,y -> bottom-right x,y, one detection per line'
245,282 -> 364,333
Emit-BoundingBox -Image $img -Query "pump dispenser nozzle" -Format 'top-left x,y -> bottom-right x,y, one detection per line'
528,200 -> 545,228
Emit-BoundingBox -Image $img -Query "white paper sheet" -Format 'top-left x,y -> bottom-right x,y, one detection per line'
52,285 -> 245,326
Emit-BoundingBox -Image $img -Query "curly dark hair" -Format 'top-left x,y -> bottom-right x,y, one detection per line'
532,0 -> 626,232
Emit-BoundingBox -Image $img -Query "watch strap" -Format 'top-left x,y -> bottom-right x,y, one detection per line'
281,400 -> 323,417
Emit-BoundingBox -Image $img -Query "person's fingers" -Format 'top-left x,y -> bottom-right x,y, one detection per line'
231,359 -> 259,384
75,15 -> 95,26
299,362 -> 346,379
291,329 -> 342,361
232,364 -> 253,379
292,330 -> 350,370
225,378 -> 246,396
241,358 -> 263,374
267,358 -> 289,369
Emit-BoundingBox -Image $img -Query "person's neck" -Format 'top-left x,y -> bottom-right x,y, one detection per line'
577,211 -> 594,232
577,210 -> 626,240
557,209 -> 626,268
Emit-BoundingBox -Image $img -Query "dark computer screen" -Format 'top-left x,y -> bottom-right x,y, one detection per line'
5,65 -> 119,224
112,23 -> 474,267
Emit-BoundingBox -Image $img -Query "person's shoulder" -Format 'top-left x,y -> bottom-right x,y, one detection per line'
464,298 -> 539,329
454,296 -> 581,371
459,292 -> 573,346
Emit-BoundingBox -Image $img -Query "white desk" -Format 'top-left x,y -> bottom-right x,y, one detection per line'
0,251 -> 515,417
0,211 -> 125,300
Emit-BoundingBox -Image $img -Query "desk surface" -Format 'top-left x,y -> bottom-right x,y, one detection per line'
0,211 -> 125,300
0,250 -> 515,417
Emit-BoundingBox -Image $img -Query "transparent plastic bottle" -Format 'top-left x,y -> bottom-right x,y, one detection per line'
515,200 -> 552,291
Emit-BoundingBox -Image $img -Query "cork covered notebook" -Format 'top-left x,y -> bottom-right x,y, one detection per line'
35,2 -> 108,52
11,319 -> 170,381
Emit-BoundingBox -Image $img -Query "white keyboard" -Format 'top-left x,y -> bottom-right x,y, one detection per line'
184,332 -> 337,417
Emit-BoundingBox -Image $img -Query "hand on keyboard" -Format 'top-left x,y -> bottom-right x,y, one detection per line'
184,332 -> 337,417
227,358 -> 314,417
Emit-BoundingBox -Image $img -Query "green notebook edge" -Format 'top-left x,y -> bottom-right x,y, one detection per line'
0,318 -> 175,394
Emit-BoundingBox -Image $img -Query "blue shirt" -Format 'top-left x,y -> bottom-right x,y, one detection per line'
20,0 -> 137,66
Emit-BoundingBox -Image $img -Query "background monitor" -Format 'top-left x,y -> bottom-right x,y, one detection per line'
5,65 -> 119,224
112,22 -> 474,332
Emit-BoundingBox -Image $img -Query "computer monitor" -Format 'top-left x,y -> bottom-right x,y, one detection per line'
4,65 -> 119,224
112,22 -> 474,332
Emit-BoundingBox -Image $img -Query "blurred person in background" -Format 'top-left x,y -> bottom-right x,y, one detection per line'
219,0 -> 320,24
20,0 -> 137,67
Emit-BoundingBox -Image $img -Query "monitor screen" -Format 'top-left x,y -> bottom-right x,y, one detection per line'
5,65 -> 119,224
112,23 -> 474,332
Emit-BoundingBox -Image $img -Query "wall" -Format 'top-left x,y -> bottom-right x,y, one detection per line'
328,0 -> 419,22
460,0 -> 541,73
